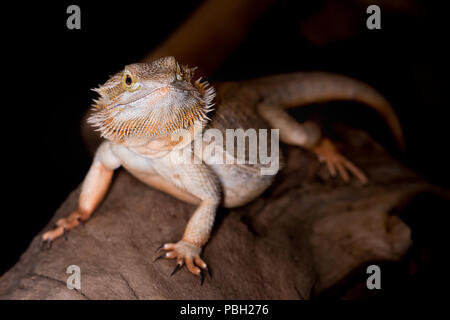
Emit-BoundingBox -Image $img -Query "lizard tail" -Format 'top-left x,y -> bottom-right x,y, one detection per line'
256,72 -> 405,150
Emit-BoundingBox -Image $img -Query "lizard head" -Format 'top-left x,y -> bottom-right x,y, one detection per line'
88,56 -> 215,143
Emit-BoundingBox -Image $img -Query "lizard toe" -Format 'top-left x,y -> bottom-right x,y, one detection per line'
155,240 -> 209,282
41,210 -> 90,246
313,138 -> 368,184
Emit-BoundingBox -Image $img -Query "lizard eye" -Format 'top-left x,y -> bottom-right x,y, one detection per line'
123,72 -> 139,91
125,75 -> 132,86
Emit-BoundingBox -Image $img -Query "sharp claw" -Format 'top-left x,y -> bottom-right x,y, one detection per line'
170,264 -> 182,276
40,238 -> 46,249
205,265 -> 212,277
153,253 -> 167,262
63,228 -> 68,241
155,243 -> 165,253
199,270 -> 204,286
45,238 -> 52,249
77,217 -> 85,227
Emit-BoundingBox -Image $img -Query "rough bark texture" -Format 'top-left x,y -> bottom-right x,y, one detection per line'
0,126 -> 443,299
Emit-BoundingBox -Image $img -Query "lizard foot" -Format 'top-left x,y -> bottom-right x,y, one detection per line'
41,210 -> 88,246
312,138 -> 368,184
155,240 -> 209,284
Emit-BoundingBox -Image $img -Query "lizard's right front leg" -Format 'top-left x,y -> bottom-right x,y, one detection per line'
42,142 -> 119,246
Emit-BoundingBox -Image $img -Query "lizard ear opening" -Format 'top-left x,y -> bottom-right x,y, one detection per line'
181,65 -> 198,83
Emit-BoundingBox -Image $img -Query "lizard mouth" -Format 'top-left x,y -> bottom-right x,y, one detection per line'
88,79 -> 216,142
111,86 -> 171,108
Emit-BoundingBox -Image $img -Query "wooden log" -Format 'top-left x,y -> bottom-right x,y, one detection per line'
0,125 -> 443,300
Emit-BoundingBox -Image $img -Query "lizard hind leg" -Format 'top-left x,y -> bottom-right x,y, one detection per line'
312,138 -> 368,184
257,104 -> 368,184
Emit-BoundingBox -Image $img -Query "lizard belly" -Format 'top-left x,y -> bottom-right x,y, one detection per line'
209,163 -> 275,208
109,143 -> 200,204
202,140 -> 276,208
109,142 -> 274,208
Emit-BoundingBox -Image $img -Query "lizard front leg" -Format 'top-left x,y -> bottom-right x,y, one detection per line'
42,142 -> 120,246
155,161 -> 220,283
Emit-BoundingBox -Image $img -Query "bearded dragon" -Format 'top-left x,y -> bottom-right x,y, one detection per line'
42,56 -> 404,283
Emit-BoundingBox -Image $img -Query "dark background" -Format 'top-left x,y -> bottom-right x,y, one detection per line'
1,0 -> 448,299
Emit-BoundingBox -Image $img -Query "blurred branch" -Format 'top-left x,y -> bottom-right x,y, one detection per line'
142,0 -> 276,77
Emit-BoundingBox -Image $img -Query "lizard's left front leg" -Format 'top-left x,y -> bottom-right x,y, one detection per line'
155,162 -> 221,282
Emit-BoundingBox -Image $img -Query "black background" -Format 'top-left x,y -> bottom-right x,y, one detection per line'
1,1 -> 448,299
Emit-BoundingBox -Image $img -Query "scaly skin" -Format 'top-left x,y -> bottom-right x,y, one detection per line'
42,56 -> 404,283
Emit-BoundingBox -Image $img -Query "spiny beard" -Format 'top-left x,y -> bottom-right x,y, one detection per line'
88,80 -> 215,143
